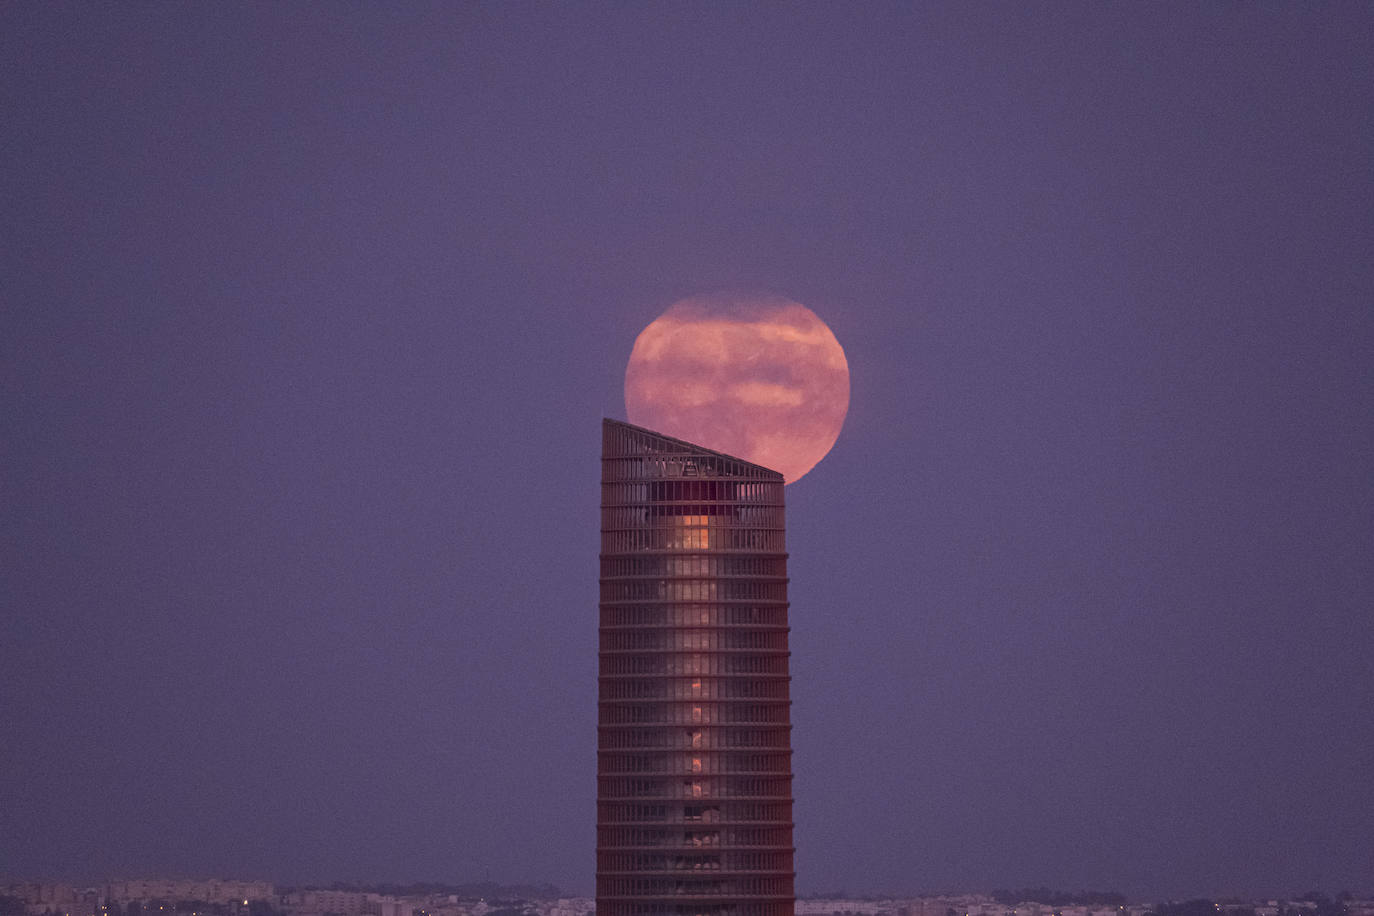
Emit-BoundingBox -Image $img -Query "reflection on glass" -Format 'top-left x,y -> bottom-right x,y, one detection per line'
668,515 -> 712,550
600,422 -> 792,915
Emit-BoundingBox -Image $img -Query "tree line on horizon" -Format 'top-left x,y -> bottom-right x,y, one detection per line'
313,883 -> 564,902
992,891 -> 1129,907
985,891 -> 1364,911
1150,895 -> 1355,916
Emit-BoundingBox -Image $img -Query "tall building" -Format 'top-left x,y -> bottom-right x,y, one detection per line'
598,419 -> 795,916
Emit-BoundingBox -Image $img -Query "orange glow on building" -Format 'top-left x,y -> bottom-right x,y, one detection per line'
598,419 -> 795,916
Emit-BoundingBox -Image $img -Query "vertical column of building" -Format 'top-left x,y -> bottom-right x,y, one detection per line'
598,418 -> 795,916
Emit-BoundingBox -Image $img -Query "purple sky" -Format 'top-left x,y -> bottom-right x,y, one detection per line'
3,2 -> 1371,901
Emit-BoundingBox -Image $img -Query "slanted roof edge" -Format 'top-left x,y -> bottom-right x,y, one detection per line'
602,418 -> 784,481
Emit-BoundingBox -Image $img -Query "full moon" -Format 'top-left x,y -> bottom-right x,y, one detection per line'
624,292 -> 850,484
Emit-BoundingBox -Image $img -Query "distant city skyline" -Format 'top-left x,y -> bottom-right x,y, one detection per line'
4,878 -> 1370,911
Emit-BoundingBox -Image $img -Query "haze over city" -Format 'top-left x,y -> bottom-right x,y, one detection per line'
3,2 -> 1371,902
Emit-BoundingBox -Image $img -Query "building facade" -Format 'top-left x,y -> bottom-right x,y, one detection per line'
598,419 -> 795,916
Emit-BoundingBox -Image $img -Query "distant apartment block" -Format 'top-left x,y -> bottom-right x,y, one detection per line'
105,882 -> 274,905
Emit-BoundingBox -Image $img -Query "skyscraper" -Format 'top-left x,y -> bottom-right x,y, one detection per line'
598,419 -> 795,916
